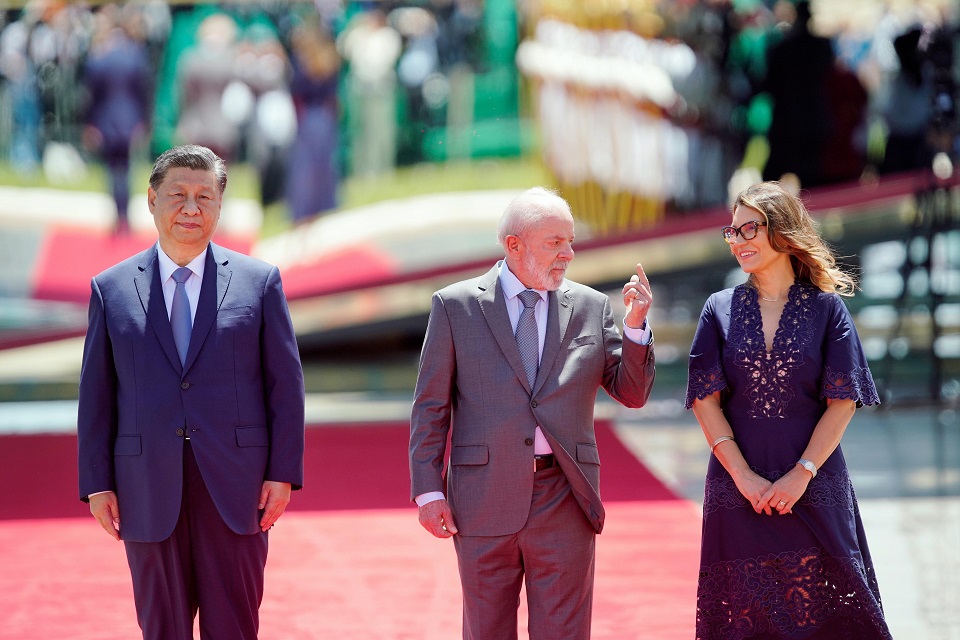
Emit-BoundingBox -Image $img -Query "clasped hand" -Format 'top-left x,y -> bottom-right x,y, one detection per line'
735,466 -> 811,515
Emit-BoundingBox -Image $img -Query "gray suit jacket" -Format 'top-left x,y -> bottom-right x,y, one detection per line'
409,265 -> 655,536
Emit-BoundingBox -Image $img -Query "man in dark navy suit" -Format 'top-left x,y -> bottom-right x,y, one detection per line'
78,144 -> 305,639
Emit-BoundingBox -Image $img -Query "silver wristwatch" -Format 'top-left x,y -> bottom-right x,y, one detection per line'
797,458 -> 818,478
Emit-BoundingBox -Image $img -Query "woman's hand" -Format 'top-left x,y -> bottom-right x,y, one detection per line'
759,466 -> 812,515
732,470 -> 775,515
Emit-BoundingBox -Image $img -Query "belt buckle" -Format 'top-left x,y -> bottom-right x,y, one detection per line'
534,454 -> 552,473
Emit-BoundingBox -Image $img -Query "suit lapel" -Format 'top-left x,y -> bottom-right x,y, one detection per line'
534,284 -> 572,394
183,244 -> 232,372
477,266 -> 534,393
135,246 -> 182,373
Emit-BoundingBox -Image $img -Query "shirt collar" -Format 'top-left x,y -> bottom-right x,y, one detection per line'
498,260 -> 547,303
157,242 -> 208,283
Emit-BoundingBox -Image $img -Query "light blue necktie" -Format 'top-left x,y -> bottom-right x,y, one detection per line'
516,290 -> 540,388
170,267 -> 193,365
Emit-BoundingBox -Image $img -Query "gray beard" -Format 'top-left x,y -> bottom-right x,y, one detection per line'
522,252 -> 566,291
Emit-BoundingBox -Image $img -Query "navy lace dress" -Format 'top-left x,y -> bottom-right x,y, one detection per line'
685,283 -> 892,639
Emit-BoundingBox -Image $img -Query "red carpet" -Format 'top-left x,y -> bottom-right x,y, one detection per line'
0,422 -> 700,638
31,226 -> 253,303
280,244 -> 398,300
3,421 -> 677,521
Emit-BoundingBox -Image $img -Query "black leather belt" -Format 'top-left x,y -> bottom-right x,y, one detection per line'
534,454 -> 555,472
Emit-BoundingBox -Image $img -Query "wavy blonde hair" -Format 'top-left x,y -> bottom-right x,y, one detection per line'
734,182 -> 857,296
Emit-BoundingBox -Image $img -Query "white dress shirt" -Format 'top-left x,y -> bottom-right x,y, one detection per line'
156,243 -> 207,322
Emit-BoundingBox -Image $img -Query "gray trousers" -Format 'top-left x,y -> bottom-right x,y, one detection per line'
454,465 -> 596,640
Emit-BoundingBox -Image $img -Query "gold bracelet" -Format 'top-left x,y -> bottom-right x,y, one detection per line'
710,435 -> 734,452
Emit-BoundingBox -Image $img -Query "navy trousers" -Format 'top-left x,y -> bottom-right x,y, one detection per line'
124,441 -> 269,640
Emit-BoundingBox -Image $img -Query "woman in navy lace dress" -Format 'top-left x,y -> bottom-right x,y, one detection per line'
686,182 -> 893,639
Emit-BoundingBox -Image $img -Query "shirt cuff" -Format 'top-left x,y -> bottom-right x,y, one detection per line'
415,491 -> 445,507
622,319 -> 651,345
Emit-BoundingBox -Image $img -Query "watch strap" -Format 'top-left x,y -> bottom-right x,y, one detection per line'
797,458 -> 818,478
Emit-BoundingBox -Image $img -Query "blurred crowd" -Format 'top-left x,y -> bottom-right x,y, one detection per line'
0,0 -> 486,230
720,0 -> 959,188
519,0 -> 960,228
1,0 -> 959,234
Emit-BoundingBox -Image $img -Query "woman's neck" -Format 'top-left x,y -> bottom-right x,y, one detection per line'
749,270 -> 795,302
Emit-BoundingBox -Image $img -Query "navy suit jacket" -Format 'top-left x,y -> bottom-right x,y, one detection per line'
78,243 -> 305,543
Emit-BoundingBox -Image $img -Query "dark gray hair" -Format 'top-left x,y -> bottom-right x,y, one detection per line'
149,145 -> 227,194
497,187 -> 571,246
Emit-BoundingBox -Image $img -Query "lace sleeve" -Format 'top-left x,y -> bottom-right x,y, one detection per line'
821,296 -> 880,407
685,363 -> 727,409
686,293 -> 727,409
822,365 -> 880,406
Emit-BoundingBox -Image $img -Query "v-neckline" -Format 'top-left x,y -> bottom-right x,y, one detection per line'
748,283 -> 795,357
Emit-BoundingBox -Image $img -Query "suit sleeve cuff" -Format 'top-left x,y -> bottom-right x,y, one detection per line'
415,491 -> 445,507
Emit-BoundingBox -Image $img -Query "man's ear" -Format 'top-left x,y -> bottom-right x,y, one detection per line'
505,234 -> 522,255
146,187 -> 156,214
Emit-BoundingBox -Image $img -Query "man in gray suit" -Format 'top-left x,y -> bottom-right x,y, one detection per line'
409,187 -> 655,639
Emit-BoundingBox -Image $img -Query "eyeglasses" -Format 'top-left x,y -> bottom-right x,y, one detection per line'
721,220 -> 767,244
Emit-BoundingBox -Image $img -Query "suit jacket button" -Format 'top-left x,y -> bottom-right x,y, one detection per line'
524,438 -> 533,446
181,381 -> 190,390
176,428 -> 185,437
530,400 -> 538,408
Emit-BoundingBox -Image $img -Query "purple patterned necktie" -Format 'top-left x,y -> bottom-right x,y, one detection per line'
516,290 -> 540,387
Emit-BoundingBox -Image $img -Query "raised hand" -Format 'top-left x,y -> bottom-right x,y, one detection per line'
621,263 -> 652,329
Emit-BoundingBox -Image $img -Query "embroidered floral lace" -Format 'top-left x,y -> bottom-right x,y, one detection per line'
697,547 -> 889,640
686,284 -> 879,412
